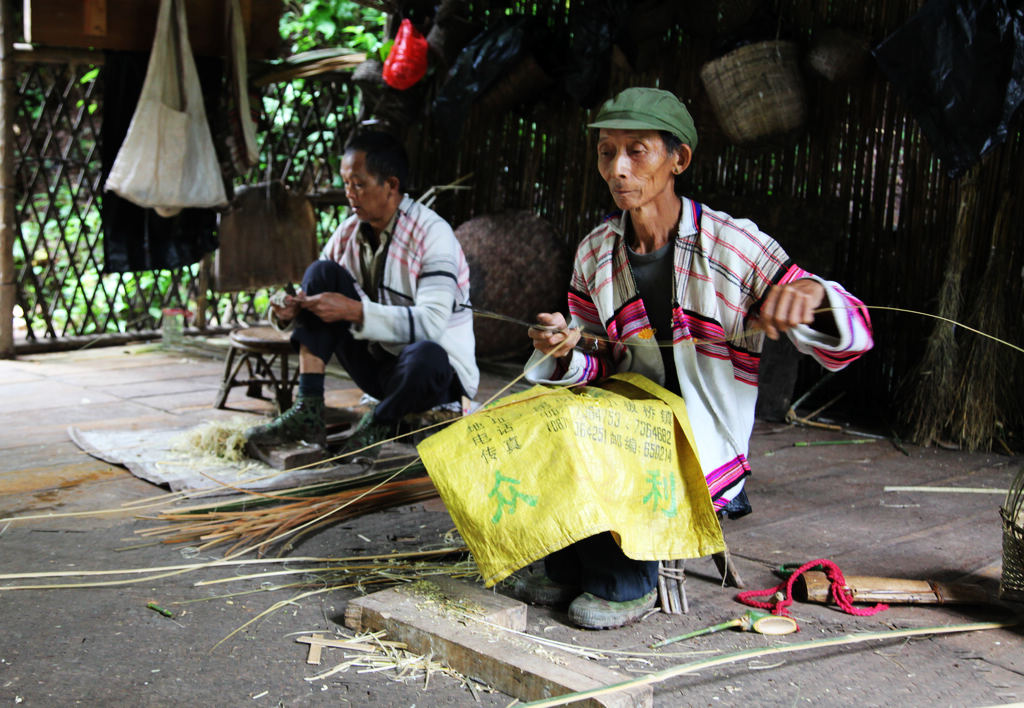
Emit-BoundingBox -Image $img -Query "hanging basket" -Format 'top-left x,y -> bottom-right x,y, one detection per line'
1000,467 -> 1024,602
699,40 -> 807,146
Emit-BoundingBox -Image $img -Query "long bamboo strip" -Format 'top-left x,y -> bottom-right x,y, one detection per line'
0,547 -> 467,582
522,619 -> 1020,708
193,559 -> 473,586
213,586 -> 336,650
0,465 -> 415,590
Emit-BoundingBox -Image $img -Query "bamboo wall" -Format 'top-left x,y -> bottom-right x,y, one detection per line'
406,0 -> 1024,450
4,0 -> 1022,449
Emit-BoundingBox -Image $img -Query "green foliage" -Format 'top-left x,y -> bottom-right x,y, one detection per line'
17,4 -> 377,340
280,0 -> 387,56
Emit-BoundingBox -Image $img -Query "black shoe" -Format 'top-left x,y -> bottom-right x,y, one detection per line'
507,571 -> 581,608
245,395 -> 326,447
334,412 -> 395,462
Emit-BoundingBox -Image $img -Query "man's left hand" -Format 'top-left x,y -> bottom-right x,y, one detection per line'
755,279 -> 826,340
299,292 -> 364,325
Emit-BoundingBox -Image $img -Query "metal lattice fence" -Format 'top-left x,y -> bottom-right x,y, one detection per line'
12,56 -> 357,344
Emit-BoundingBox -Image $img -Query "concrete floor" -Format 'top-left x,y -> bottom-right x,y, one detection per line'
0,341 -> 1021,707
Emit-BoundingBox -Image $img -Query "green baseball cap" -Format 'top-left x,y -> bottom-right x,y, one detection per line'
588,87 -> 698,150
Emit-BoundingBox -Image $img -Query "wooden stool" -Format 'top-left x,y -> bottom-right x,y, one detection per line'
214,326 -> 297,412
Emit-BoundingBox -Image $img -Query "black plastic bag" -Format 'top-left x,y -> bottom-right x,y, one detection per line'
432,18 -> 533,143
561,9 -> 615,108
873,0 -> 1024,178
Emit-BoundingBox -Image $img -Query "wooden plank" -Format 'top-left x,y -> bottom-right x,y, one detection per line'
23,0 -> 283,59
243,423 -> 351,470
306,633 -> 324,665
344,578 -> 653,708
245,440 -> 334,471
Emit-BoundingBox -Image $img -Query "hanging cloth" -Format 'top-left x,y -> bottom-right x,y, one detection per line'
104,0 -> 228,216
100,52 -> 219,274
223,0 -> 260,174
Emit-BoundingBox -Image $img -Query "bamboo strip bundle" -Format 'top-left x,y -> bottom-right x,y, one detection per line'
657,559 -> 687,615
141,476 -> 439,556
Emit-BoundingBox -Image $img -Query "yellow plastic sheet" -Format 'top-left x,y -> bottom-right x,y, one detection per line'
417,372 -> 725,586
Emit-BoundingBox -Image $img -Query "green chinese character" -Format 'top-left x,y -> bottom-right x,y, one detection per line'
488,470 -> 538,524
642,470 -> 678,518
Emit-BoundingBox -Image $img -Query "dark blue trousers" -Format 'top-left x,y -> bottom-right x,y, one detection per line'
292,260 -> 464,424
544,532 -> 660,602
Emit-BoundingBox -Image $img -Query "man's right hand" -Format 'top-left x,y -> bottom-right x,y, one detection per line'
270,288 -> 303,322
528,312 -> 579,361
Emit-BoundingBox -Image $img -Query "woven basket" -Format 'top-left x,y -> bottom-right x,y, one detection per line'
456,211 -> 570,358
699,40 -> 807,145
1000,467 -> 1024,602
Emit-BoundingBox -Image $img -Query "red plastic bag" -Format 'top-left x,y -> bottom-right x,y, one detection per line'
383,19 -> 428,90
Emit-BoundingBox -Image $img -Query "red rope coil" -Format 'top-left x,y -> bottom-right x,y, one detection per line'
736,558 -> 889,619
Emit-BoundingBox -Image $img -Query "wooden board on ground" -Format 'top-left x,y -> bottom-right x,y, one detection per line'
244,439 -> 335,471
344,577 -> 653,708
244,425 -> 375,471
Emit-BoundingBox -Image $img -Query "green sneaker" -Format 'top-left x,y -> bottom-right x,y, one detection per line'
507,572 -> 580,608
334,411 -> 395,462
568,588 -> 658,629
245,394 -> 326,447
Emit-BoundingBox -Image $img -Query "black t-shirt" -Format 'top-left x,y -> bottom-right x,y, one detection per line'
626,239 -> 680,395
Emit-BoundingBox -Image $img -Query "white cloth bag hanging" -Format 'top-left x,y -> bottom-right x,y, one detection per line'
105,0 -> 228,217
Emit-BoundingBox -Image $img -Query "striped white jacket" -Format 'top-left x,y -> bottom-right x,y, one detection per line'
322,195 -> 479,398
525,197 -> 873,510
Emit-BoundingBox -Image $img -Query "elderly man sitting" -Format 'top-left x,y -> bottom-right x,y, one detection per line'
522,87 -> 874,629
246,131 -> 478,456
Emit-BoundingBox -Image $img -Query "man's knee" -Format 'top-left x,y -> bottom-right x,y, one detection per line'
302,261 -> 357,297
399,341 -> 449,372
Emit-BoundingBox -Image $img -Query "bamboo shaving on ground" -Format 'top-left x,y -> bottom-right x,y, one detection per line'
299,628 -> 493,695
171,417 -> 254,463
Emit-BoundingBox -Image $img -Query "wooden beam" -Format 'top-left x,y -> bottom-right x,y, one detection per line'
11,326 -> 233,355
82,0 -> 106,36
0,0 -> 15,359
12,42 -> 106,65
23,0 -> 284,59
344,578 -> 653,708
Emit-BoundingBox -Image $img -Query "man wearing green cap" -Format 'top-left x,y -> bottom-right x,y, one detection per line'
521,87 -> 874,629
